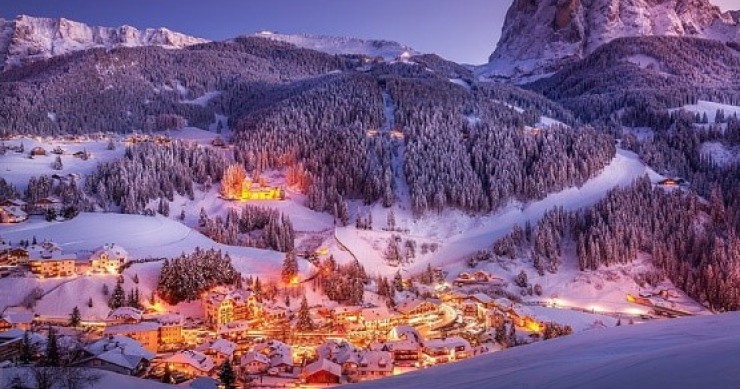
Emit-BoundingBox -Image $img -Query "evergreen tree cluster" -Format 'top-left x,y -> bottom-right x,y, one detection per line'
314,256 -> 367,305
0,37 -> 352,136
85,141 -> 225,213
156,248 -> 239,304
199,205 -> 295,252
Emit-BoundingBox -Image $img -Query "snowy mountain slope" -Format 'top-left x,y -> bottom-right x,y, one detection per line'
481,0 -> 739,82
350,312 -> 740,389
254,31 -> 418,61
0,15 -> 208,70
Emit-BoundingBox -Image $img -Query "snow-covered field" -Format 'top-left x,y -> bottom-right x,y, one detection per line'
0,137 -> 125,189
350,312 -> 740,389
673,100 -> 740,123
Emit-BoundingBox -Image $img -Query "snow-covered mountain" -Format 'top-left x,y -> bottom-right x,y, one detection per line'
480,0 -> 739,82
253,31 -> 418,61
351,313 -> 740,389
0,15 -> 208,70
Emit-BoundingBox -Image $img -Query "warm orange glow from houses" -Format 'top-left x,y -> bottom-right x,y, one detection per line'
221,164 -> 283,201
289,275 -> 301,285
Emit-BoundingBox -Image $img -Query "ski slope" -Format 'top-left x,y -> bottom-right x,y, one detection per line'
350,312 -> 740,389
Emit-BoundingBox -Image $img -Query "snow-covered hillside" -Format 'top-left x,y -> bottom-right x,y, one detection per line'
481,0 -> 739,81
350,312 -> 740,389
254,31 -> 418,61
0,15 -> 208,70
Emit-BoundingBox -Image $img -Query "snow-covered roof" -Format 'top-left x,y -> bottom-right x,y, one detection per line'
104,321 -> 160,335
470,293 -> 494,304
240,351 -> 270,366
202,338 -> 237,357
85,334 -> 155,361
187,377 -> 219,389
361,306 -> 398,321
424,337 -> 471,351
303,358 -> 342,378
316,339 -> 358,363
217,320 -> 250,334
254,340 -> 292,367
0,199 -> 27,206
372,338 -> 420,352
89,243 -> 129,262
0,206 -> 27,218
96,349 -> 148,370
163,350 -> 215,373
2,311 -> 34,324
107,307 -> 143,321
205,287 -> 254,306
388,325 -> 422,343
355,350 -> 393,373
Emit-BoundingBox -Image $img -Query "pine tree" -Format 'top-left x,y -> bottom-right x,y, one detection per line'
52,155 -> 63,170
219,360 -> 237,389
44,326 -> 61,367
296,295 -> 314,332
20,331 -> 34,364
109,277 -> 125,309
281,252 -> 298,284
69,306 -> 81,327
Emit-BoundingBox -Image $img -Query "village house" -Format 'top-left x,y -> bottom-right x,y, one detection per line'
370,338 -> 422,366
240,351 -> 270,375
75,335 -> 155,376
32,196 -> 63,214
422,337 -> 472,365
217,320 -> 250,342
0,206 -> 28,223
343,350 -> 394,382
302,358 -> 342,385
162,350 -> 215,378
202,287 -> 261,329
253,340 -> 294,374
30,146 -> 47,156
0,311 -> 34,331
0,332 -> 22,363
396,299 -> 440,323
156,314 -> 184,347
0,245 -> 29,268
197,338 -> 237,367
106,307 -> 144,325
87,244 -> 129,274
28,243 -> 76,278
104,322 -> 161,353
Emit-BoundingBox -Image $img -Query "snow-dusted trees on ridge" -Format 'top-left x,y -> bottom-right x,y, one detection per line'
85,141 -> 226,214
199,205 -> 295,252
156,248 -> 239,304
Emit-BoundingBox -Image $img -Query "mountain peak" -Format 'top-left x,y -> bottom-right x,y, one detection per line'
0,15 -> 208,70
480,0 -> 739,82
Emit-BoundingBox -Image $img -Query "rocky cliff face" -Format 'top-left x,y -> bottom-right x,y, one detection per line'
0,15 -> 208,70
481,0 -> 739,82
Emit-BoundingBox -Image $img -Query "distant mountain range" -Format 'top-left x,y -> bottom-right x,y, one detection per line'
0,15 -> 208,70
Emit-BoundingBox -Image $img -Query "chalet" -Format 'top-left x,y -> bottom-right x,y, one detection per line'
87,244 -> 129,274
359,306 -> 401,331
371,338 -> 422,366
302,358 -> 342,385
28,245 -> 76,278
104,322 -> 161,353
107,307 -> 143,324
396,299 -> 439,321
217,320 -> 250,341
658,178 -> 687,187
197,338 -> 236,367
316,339 -> 358,364
33,197 -> 63,214
485,308 -> 508,329
240,351 -> 270,374
468,293 -> 495,309
344,350 -> 393,382
0,311 -> 34,331
76,335 -> 155,376
253,340 -> 293,373
509,305 -> 543,332
0,199 -> 27,209
155,314 -> 184,347
422,337 -> 472,365
211,137 -> 226,147
0,206 -> 28,223
202,287 -> 261,329
163,350 -> 215,378
262,306 -> 288,323
0,246 -> 28,267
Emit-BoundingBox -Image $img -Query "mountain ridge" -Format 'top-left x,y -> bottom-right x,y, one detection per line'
480,0 -> 740,82
0,15 -> 208,70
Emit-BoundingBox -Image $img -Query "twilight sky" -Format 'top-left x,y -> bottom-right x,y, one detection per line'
1,0 -> 737,64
